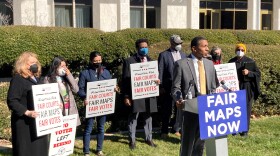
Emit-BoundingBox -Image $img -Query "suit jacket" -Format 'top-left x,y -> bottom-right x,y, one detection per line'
158,48 -> 187,92
122,53 -> 158,113
44,73 -> 81,126
172,54 -> 219,101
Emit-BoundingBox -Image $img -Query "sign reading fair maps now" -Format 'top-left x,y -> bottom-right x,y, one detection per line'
198,90 -> 247,140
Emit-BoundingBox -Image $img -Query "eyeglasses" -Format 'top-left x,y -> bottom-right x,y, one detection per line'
236,49 -> 245,52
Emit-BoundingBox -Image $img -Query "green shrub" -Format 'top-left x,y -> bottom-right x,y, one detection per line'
0,27 -> 279,139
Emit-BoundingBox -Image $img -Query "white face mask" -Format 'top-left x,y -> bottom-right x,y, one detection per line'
175,44 -> 182,51
236,51 -> 245,57
57,68 -> 66,76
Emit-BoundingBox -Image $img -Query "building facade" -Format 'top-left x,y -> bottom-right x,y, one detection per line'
0,0 -> 279,31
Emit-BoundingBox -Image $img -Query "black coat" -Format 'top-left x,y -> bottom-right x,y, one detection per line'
229,56 -> 261,101
7,74 -> 49,156
122,53 -> 158,113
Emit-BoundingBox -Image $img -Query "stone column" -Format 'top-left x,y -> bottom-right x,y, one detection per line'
186,0 -> 199,29
273,0 -> 280,30
117,0 -> 130,30
247,0 -> 261,30
13,0 -> 53,26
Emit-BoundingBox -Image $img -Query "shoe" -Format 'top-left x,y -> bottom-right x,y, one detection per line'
96,151 -> 105,156
240,132 -> 248,137
84,154 -> 90,156
145,140 -> 157,147
174,132 -> 181,137
129,142 -> 136,150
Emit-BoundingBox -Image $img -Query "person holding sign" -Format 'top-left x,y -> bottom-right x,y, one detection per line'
228,43 -> 261,136
44,56 -> 81,125
158,34 -> 187,138
7,52 -> 49,156
78,51 -> 112,156
172,36 -> 219,156
122,38 -> 159,150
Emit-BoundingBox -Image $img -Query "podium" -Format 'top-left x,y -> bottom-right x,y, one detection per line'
182,98 -> 229,156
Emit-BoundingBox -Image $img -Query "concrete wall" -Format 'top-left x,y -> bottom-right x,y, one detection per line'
93,0 -> 129,32
13,0 -> 53,26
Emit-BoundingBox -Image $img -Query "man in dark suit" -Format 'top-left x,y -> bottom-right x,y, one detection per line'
122,38 -> 159,150
172,36 -> 219,156
158,34 -> 187,137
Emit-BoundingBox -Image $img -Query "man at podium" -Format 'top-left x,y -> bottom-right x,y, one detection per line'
172,36 -> 219,156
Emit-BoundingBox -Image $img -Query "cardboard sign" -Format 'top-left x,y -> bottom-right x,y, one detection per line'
198,90 -> 247,140
49,114 -> 78,156
32,83 -> 63,136
86,79 -> 116,118
130,61 -> 159,100
214,63 -> 239,93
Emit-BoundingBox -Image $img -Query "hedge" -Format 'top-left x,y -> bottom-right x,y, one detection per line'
0,26 -> 279,140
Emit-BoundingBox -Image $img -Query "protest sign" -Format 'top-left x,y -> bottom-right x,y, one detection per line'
198,90 -> 247,140
130,61 -> 159,100
214,63 -> 239,93
49,114 -> 78,156
86,79 -> 116,118
32,83 -> 63,136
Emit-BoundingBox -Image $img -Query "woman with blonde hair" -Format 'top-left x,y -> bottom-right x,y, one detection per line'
7,52 -> 49,156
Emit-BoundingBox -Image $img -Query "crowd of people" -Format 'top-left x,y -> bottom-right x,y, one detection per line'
6,35 -> 260,156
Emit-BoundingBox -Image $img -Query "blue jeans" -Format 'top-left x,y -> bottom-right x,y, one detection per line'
83,115 -> 106,154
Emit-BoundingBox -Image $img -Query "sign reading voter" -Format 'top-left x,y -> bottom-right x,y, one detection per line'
86,79 -> 116,118
32,83 -> 63,136
214,63 -> 239,93
130,61 -> 159,100
49,114 -> 78,156
198,90 -> 247,140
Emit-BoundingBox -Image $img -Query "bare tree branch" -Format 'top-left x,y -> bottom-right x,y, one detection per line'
5,0 -> 13,12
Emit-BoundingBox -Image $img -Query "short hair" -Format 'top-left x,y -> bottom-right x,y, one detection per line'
13,51 -> 41,78
135,38 -> 149,49
90,51 -> 102,62
191,36 -> 207,47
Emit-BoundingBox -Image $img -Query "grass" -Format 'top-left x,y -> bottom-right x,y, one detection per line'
0,117 -> 280,156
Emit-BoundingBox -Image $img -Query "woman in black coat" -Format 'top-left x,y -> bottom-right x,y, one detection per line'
229,44 -> 261,136
7,52 -> 49,156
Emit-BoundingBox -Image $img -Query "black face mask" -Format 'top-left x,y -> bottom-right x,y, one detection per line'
29,64 -> 38,73
92,63 -> 101,69
212,55 -> 221,61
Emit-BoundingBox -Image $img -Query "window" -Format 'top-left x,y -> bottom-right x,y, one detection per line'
55,0 -> 93,28
130,0 -> 161,28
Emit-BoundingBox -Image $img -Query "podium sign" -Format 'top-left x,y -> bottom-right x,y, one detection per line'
198,90 -> 247,140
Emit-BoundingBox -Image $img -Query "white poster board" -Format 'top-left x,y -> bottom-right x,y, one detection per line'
86,79 -> 117,118
49,114 -> 78,156
214,63 -> 240,93
32,83 -> 63,137
130,61 -> 159,100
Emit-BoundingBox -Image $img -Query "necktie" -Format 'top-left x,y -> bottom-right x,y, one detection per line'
198,60 -> 206,94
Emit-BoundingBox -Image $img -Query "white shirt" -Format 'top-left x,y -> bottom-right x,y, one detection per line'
190,54 -> 204,93
171,49 -> 182,62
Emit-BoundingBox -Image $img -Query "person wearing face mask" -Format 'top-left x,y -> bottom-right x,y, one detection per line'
210,46 -> 223,65
228,43 -> 261,137
7,52 -> 49,156
122,38 -> 160,150
44,56 -> 81,125
78,51 -> 112,156
158,34 -> 187,138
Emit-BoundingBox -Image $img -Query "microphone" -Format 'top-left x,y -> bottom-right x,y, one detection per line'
220,80 -> 232,92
